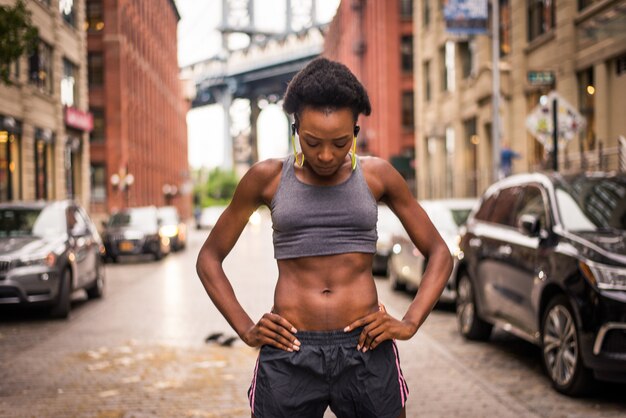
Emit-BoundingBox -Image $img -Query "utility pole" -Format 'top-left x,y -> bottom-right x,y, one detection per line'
491,0 -> 501,183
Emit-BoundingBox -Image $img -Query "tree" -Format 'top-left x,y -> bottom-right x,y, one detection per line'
0,0 -> 38,85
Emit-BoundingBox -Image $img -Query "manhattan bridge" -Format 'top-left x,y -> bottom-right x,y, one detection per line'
180,0 -> 331,174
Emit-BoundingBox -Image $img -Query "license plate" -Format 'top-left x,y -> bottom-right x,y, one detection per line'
119,241 -> 134,251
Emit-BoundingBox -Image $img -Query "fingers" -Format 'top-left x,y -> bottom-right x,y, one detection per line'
343,311 -> 378,333
257,313 -> 300,352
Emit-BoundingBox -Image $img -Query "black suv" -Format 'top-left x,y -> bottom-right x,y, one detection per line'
455,172 -> 625,396
102,206 -> 171,262
0,201 -> 105,318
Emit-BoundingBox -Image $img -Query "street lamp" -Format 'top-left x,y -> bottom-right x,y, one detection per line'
111,170 -> 134,207
162,183 -> 178,206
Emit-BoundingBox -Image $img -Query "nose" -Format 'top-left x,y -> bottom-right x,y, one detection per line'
318,146 -> 333,163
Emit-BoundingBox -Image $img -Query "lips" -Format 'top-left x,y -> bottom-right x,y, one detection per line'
315,165 -> 335,174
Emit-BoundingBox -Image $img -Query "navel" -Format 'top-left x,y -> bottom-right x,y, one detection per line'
321,288 -> 332,295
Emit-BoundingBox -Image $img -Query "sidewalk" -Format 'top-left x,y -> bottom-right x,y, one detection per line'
388,304 -> 540,418
1,322 -> 540,418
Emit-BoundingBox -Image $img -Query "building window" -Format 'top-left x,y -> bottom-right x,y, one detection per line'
65,133 -> 82,199
401,91 -> 415,131
464,117 -> 478,196
29,41 -> 53,95
578,0 -> 602,10
459,41 -> 474,79
90,164 -> 106,202
90,108 -> 105,142
35,138 -> 48,200
0,130 -> 21,202
423,0 -> 430,27
85,0 -> 104,32
527,0 -> 555,42
577,68 -> 595,150
401,36 -> 413,73
424,61 -> 431,102
616,54 -> 626,76
400,0 -> 413,19
61,58 -> 78,107
500,0 -> 512,56
445,126 -> 455,198
88,53 -> 104,86
10,59 -> 20,83
442,41 -> 455,92
59,0 -> 76,27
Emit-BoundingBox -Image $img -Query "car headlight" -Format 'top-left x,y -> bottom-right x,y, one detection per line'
159,225 -> 179,238
580,261 -> 626,290
15,252 -> 56,268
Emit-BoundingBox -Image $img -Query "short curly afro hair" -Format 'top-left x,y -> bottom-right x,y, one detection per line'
282,57 -> 371,122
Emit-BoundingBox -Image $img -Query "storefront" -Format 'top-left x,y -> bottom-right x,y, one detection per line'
34,127 -> 55,200
64,107 -> 93,200
0,116 -> 22,202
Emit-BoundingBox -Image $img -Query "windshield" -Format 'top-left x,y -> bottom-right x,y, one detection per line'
108,207 -> 158,231
158,208 -> 179,224
450,208 -> 472,227
422,204 -> 473,235
0,206 -> 66,238
556,176 -> 626,232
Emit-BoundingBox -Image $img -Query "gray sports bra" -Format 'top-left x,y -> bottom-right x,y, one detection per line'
270,154 -> 378,260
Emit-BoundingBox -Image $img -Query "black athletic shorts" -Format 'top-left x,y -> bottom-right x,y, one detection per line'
247,327 -> 409,418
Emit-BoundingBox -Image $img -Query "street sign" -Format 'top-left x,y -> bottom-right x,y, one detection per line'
444,0 -> 489,35
525,91 -> 586,151
527,71 -> 555,86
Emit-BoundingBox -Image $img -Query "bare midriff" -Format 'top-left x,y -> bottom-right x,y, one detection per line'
274,252 -> 379,331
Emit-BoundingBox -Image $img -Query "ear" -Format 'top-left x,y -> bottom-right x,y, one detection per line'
354,126 -> 360,137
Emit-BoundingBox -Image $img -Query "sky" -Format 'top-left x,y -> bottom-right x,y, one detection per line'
176,0 -> 340,169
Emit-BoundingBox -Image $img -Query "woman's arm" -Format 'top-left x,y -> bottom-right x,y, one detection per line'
196,160 -> 301,352
346,158 -> 453,350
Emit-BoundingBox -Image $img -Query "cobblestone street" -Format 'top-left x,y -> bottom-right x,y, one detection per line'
1,212 -> 625,417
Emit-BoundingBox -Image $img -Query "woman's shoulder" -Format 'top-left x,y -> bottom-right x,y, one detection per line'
249,157 -> 286,179
359,155 -> 395,175
239,158 -> 287,192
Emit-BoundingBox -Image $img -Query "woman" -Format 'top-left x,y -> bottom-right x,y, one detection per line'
196,58 -> 452,418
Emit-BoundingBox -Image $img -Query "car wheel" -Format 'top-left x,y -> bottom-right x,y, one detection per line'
388,257 -> 405,291
86,262 -> 105,299
456,274 -> 492,341
541,295 -> 593,396
154,248 -> 164,261
50,269 -> 72,319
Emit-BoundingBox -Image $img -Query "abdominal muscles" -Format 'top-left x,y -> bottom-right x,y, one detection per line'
273,253 -> 379,331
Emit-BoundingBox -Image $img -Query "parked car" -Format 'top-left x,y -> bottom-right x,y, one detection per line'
102,206 -> 171,262
373,204 -> 403,276
454,172 -> 626,396
196,206 -> 226,230
157,206 -> 187,251
0,201 -> 105,318
387,199 -> 476,302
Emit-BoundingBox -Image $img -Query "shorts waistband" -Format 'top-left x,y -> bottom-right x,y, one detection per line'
294,327 -> 362,345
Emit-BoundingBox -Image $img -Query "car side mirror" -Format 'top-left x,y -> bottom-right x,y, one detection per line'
519,214 -> 540,237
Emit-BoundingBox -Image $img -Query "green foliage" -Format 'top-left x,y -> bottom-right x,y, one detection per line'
0,0 -> 38,85
205,168 -> 239,202
194,168 -> 239,207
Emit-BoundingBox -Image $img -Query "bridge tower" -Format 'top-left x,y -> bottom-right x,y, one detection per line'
210,0 -> 322,172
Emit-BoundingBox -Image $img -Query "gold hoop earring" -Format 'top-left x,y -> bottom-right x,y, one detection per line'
291,134 -> 304,167
351,136 -> 357,170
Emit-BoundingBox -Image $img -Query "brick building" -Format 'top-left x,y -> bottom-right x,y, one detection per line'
86,0 -> 191,219
324,0 -> 416,186
0,0 -> 91,207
